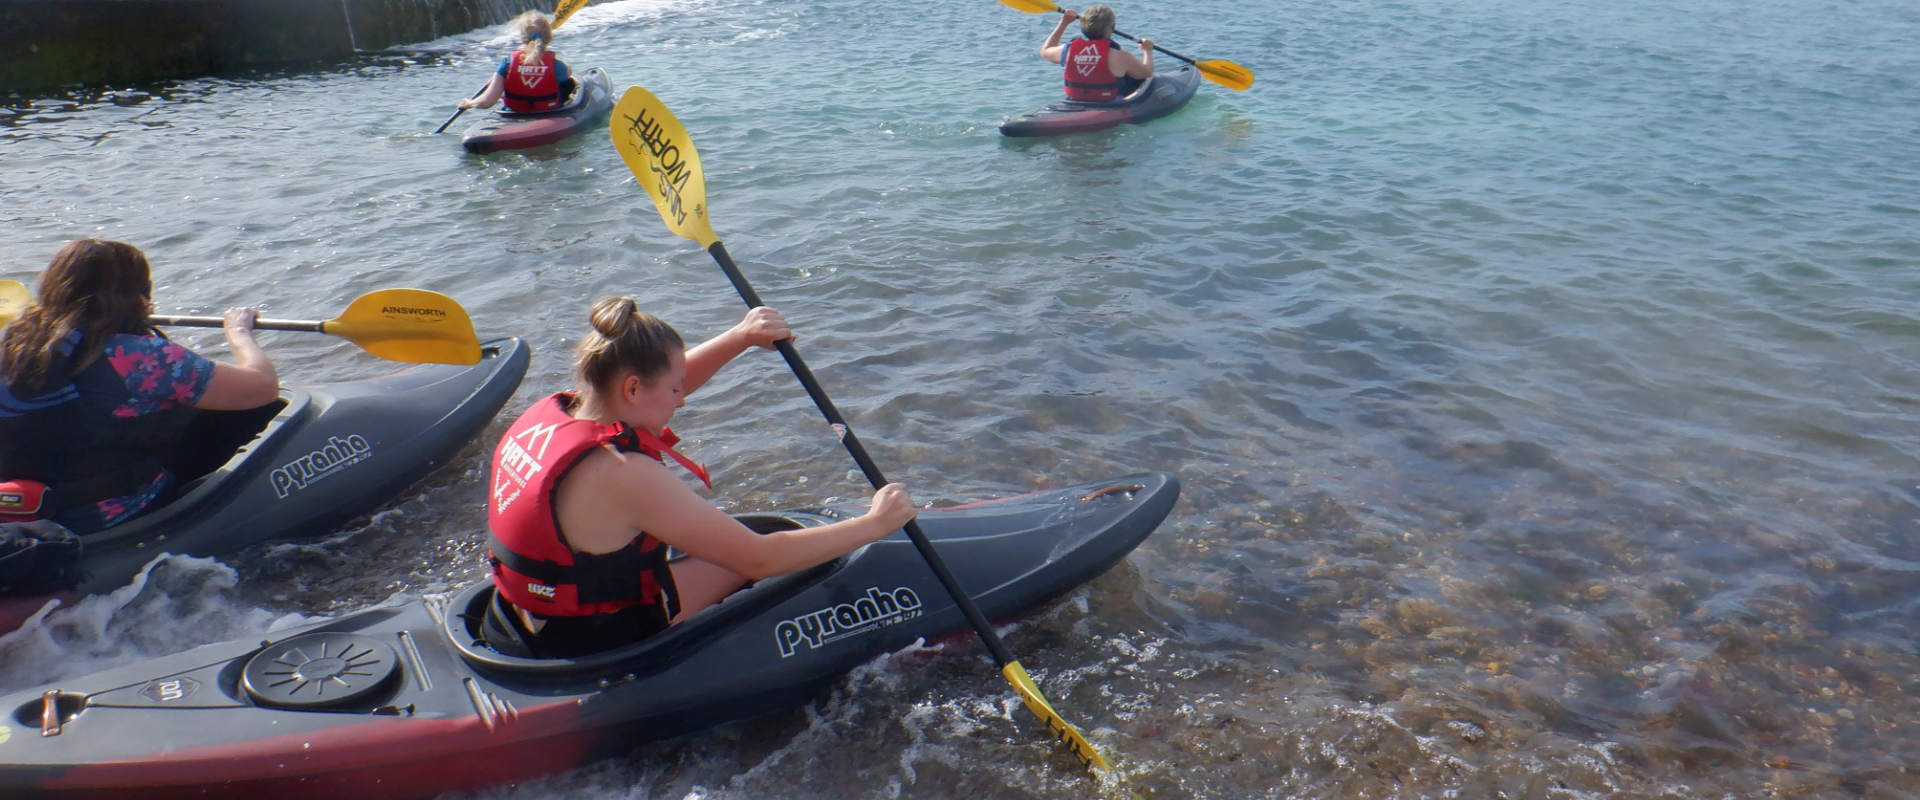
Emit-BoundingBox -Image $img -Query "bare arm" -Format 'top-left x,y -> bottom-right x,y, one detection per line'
682,306 -> 791,396
195,307 -> 279,411
561,450 -> 917,580
1116,39 -> 1156,79
459,73 -> 506,110
1041,9 -> 1077,63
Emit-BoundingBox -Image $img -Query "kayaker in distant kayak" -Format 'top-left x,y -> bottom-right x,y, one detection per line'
484,297 -> 918,658
455,10 -> 575,113
1040,4 -> 1155,101
0,239 -> 280,533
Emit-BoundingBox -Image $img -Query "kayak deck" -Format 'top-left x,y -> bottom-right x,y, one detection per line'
999,65 -> 1201,137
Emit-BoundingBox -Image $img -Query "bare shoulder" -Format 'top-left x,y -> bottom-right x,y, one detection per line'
553,446 -> 687,553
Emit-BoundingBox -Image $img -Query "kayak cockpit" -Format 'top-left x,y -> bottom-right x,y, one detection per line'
75,391 -> 306,549
442,512 -> 846,677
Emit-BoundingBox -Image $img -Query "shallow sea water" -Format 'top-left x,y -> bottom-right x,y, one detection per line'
2,0 -> 1917,797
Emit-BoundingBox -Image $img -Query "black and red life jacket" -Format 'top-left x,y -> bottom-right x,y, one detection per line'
503,50 -> 562,112
0,329 -> 197,528
486,393 -> 710,618
1064,37 -> 1122,101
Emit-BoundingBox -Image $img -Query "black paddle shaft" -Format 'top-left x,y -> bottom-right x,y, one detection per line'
1108,28 -> 1201,68
704,241 -> 1021,668
434,83 -> 489,134
1047,8 -> 1202,69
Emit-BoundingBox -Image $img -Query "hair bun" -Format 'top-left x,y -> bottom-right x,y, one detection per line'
588,296 -> 640,338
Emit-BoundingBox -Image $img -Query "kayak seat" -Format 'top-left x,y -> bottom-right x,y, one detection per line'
478,588 -> 544,658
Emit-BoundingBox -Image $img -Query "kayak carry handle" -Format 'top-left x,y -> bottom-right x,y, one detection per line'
1078,484 -> 1145,502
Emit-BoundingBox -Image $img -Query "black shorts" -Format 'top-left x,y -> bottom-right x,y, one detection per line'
481,589 -> 670,659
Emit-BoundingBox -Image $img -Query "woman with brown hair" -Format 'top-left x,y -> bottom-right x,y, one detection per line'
0,239 -> 279,533
484,297 -> 916,658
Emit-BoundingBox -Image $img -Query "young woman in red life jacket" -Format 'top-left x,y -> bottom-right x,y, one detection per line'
1039,4 -> 1157,102
0,239 -> 280,533
483,297 -> 919,658
455,10 -> 575,114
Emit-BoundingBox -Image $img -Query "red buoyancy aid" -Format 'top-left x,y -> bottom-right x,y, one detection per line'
503,50 -> 562,112
487,393 -> 711,618
1064,38 -> 1122,101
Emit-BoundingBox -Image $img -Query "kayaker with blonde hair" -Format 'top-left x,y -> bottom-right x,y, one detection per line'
483,298 -> 917,658
456,10 -> 575,113
1040,4 -> 1156,101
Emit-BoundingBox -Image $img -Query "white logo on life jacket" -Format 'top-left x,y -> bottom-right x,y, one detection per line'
774,586 -> 923,658
1071,47 -> 1103,77
492,422 -> 558,514
517,61 -> 550,90
526,582 -> 556,599
269,434 -> 373,499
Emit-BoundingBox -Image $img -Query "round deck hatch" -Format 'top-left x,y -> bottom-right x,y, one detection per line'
241,632 -> 400,709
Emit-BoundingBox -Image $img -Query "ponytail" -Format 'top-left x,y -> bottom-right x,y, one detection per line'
513,11 -> 554,64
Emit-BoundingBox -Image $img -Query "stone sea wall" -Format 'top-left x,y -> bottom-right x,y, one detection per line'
0,0 -> 553,93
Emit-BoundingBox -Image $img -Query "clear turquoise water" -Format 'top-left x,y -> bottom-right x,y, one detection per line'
2,0 -> 1917,797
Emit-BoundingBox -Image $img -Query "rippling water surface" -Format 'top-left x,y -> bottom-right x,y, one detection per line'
3,0 -> 1917,797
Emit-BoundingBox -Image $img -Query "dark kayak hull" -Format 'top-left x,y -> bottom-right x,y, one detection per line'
0,338 -> 529,633
0,472 -> 1179,800
999,65 -> 1201,137
460,67 -> 614,153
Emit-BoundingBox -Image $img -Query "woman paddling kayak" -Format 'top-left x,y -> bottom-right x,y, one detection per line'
455,10 -> 576,114
484,297 -> 918,658
0,239 -> 279,533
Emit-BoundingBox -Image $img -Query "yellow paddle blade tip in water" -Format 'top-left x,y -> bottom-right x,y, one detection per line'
1003,661 -> 1113,771
610,86 -> 719,248
328,288 -> 481,365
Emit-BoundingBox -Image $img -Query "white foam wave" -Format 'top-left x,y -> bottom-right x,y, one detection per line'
0,554 -> 319,693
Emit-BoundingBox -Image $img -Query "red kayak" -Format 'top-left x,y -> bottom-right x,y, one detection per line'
999,65 -> 1200,137
461,67 -> 613,153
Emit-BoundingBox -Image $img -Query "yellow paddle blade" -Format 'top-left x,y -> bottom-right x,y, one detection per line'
324,288 -> 481,365
610,86 -> 719,248
0,279 -> 29,327
1198,59 -> 1255,91
1003,661 -> 1112,771
552,0 -> 588,29
998,0 -> 1062,13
